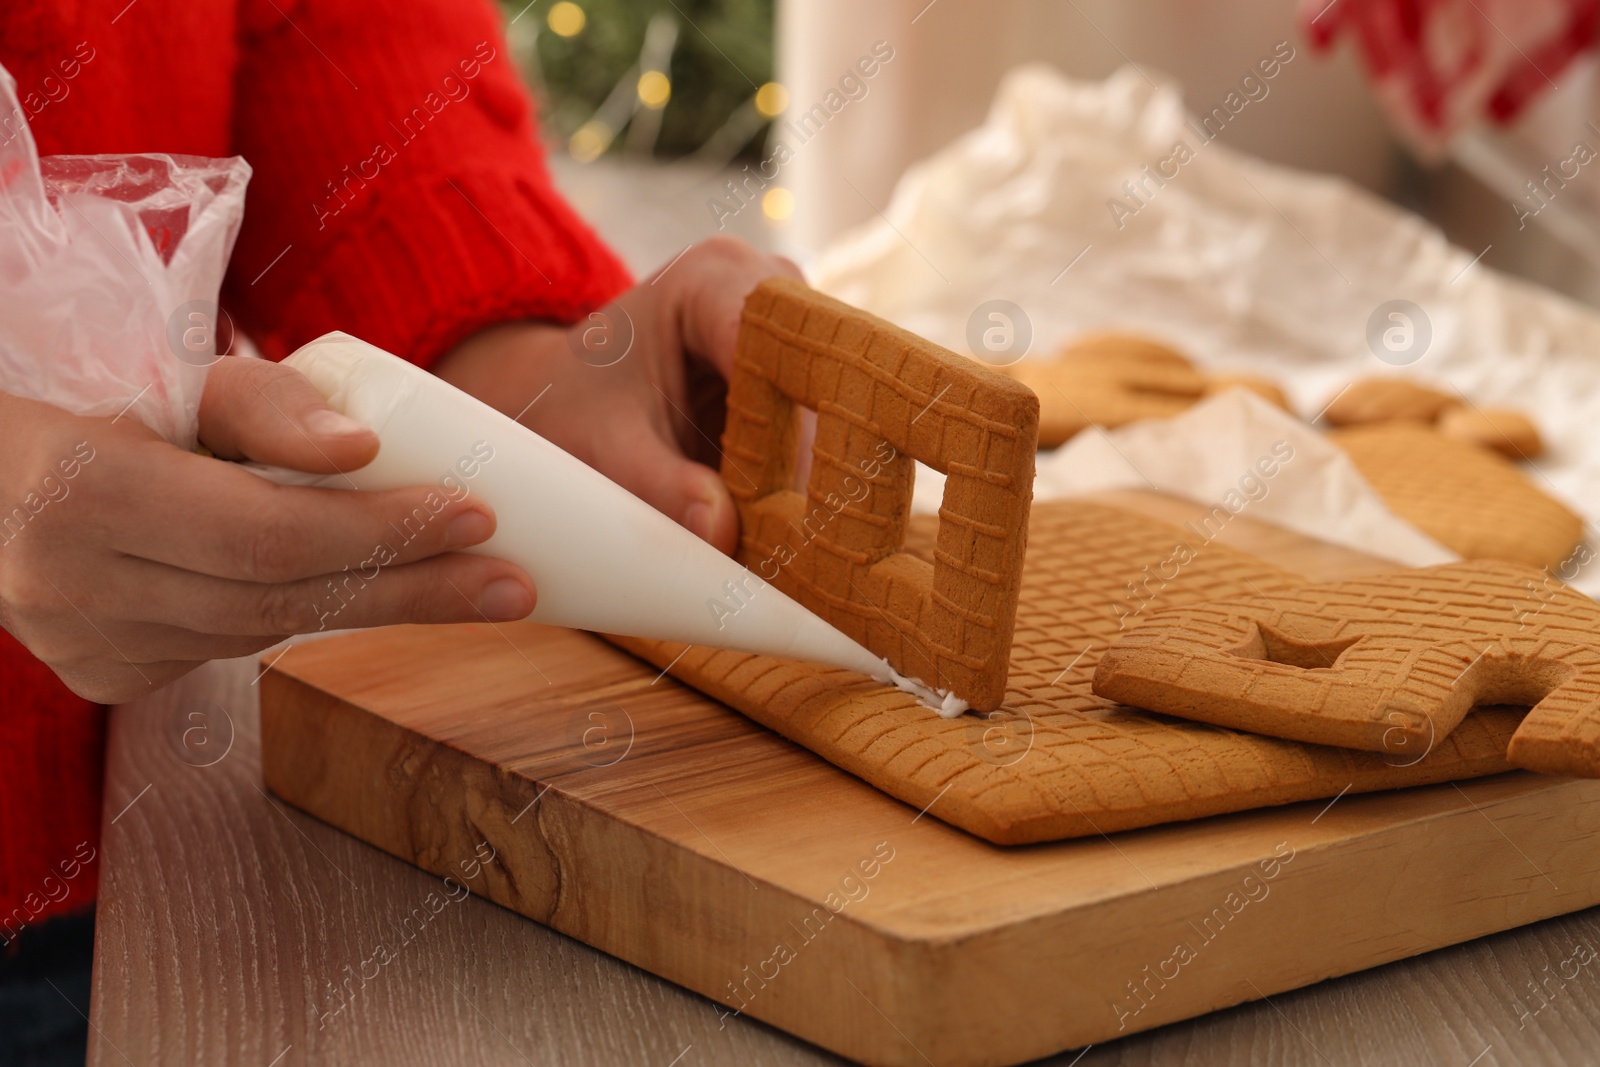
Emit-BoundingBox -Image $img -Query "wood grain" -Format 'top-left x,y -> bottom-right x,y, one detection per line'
89,642 -> 840,1067
252,494 -> 1600,1066
91,644 -> 1600,1067
87,492 -> 1600,1066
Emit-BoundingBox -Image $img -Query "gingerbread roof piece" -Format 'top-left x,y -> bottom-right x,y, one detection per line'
1094,560 -> 1600,777
722,277 -> 1039,711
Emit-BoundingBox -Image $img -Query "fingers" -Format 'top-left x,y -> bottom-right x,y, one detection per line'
1,380 -> 539,702
99,441 -> 499,582
200,355 -> 379,474
56,623 -> 283,666
50,658 -> 203,705
18,552 -> 536,690
680,462 -> 739,554
596,420 -> 738,555
662,237 -> 805,378
97,550 -> 536,638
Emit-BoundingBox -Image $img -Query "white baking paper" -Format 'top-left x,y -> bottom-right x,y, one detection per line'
815,64 -> 1600,592
908,389 -> 1456,567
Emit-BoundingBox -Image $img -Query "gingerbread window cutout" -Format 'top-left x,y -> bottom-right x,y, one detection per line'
721,277 -> 1039,712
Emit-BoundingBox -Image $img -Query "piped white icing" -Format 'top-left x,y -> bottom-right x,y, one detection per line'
800,619 -> 973,717
868,660 -> 972,718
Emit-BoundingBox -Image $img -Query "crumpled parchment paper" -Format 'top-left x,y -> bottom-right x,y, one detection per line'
813,64 -> 1600,592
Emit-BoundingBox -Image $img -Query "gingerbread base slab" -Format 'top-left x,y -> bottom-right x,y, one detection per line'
261,492 -> 1600,1067
615,499 -> 1522,845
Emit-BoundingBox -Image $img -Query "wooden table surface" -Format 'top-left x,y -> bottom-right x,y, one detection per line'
92,636 -> 1600,1067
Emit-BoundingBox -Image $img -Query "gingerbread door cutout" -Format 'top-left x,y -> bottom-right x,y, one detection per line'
1093,560 -> 1600,777
721,278 -> 1039,711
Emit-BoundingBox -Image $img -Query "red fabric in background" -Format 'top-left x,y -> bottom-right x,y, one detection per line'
1304,0 -> 1600,151
0,629 -> 102,945
0,0 -> 631,933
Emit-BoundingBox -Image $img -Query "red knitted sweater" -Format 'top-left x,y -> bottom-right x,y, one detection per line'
0,0 -> 631,937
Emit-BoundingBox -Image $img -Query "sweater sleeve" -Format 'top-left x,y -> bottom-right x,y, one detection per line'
223,0 -> 632,367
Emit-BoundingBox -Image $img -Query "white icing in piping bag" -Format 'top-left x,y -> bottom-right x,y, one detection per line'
251,333 -> 969,716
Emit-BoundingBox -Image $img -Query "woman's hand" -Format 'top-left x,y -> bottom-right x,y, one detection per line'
434,236 -> 803,556
0,356 -> 536,703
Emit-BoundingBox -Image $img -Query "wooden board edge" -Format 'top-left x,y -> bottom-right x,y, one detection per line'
903,774 -> 1600,1063
260,668 -> 1600,1067
260,668 -> 937,1066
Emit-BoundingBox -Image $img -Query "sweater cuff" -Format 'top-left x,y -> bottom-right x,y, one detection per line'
261,166 -> 633,369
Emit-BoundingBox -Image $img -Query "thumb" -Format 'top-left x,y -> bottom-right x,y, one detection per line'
669,240 -> 805,378
609,429 -> 739,555
199,355 -> 380,473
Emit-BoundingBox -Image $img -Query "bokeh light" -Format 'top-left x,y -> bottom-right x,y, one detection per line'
568,119 -> 611,162
637,70 -> 672,109
755,81 -> 788,118
547,2 -> 586,37
761,186 -> 794,221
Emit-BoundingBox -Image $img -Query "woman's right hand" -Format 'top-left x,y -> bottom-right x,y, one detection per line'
0,355 -> 537,703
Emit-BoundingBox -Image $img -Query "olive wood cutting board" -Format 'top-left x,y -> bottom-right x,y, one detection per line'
260,491 -> 1600,1067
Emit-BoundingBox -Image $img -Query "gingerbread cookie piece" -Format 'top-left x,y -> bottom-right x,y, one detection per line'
1094,560 -> 1600,778
1060,331 -> 1197,376
1332,423 -> 1582,570
1438,405 -> 1545,460
1321,377 -> 1458,427
610,501 -> 1523,845
1204,374 -> 1290,410
723,277 -> 1038,712
1007,332 -> 1206,448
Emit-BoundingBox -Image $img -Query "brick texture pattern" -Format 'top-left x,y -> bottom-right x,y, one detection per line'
1095,559 -> 1600,777
610,502 -> 1522,845
721,278 -> 1039,711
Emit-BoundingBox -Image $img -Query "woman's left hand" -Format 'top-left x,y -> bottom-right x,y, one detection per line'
433,236 -> 802,556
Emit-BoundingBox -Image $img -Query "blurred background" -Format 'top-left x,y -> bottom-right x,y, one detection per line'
505,0 -> 1600,307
